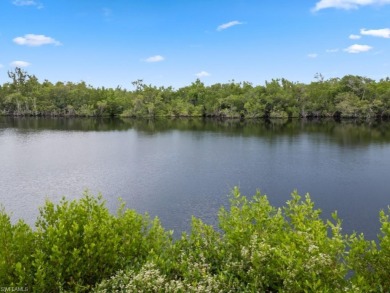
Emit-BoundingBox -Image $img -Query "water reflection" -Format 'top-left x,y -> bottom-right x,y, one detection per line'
1,117 -> 390,147
0,117 -> 389,240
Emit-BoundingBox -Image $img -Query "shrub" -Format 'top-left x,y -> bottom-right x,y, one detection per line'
1,188 -> 390,292
0,191 -> 170,292
217,188 -> 348,292
348,207 -> 390,292
0,207 -> 34,286
95,188 -> 350,292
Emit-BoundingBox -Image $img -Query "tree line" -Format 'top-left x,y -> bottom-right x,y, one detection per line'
0,67 -> 389,119
1,188 -> 389,292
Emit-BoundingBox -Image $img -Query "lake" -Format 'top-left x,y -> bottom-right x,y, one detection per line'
0,117 -> 389,240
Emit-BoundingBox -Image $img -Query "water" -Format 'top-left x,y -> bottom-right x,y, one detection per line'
0,117 -> 389,240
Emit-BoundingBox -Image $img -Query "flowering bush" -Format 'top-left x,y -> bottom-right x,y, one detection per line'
1,188 -> 389,292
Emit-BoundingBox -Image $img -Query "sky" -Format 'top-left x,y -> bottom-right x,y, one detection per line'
0,0 -> 389,89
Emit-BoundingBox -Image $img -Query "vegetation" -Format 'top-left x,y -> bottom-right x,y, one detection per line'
1,188 -> 390,292
1,68 -> 389,119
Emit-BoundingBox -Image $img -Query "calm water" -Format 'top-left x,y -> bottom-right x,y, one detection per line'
0,117 -> 389,240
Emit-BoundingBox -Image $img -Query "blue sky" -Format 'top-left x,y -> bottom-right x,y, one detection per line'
0,0 -> 389,89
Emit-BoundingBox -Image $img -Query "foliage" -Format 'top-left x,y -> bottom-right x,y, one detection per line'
216,188 -> 347,292
0,207 -> 34,287
1,68 -> 389,119
347,208 -> 390,292
1,188 -> 390,292
0,192 -> 171,292
94,262 -> 224,293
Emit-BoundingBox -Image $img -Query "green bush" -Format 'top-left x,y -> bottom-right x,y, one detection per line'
348,208 -> 390,292
0,207 -> 34,286
0,191 -> 171,292
1,188 -> 390,292
95,188 -> 350,292
217,188 -> 348,292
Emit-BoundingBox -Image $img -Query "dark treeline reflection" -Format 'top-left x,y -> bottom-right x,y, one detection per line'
1,116 -> 390,147
0,116 -> 128,132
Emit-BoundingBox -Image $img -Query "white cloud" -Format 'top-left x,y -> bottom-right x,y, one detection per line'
349,34 -> 361,39
361,28 -> 390,38
10,61 -> 31,67
312,0 -> 390,11
144,55 -> 165,63
308,53 -> 318,58
195,71 -> 210,77
13,0 -> 36,5
102,8 -> 112,20
12,0 -> 43,9
326,48 -> 339,53
217,21 -> 243,31
13,34 -> 61,46
344,44 -> 373,53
